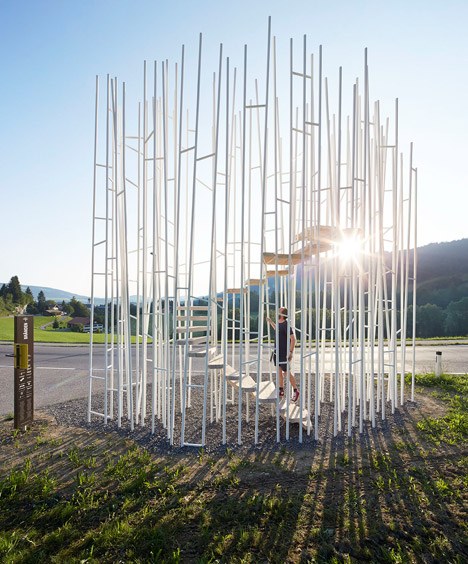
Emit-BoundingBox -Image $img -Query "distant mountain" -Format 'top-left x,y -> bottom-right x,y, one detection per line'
404,239 -> 467,281
16,285 -> 91,303
410,238 -> 468,307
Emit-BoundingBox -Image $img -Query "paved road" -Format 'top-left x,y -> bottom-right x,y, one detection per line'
0,343 -> 467,416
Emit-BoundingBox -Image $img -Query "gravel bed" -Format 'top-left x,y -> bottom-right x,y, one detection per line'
46,372 -> 417,456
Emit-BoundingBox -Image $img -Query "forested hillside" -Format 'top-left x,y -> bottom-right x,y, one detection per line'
410,239 -> 468,337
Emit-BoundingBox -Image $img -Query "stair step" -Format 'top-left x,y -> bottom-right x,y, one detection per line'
263,252 -> 302,266
266,269 -> 289,277
176,315 -> 208,321
176,326 -> 209,333
177,306 -> 208,311
208,355 -> 224,369
281,403 -> 310,423
187,346 -> 217,358
207,357 -> 241,379
225,365 -> 239,380
226,288 -> 248,294
244,278 -> 265,286
228,374 -> 257,392
176,336 -> 208,346
257,381 -> 277,403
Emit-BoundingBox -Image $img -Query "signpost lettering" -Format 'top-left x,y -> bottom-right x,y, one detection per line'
14,315 -> 34,429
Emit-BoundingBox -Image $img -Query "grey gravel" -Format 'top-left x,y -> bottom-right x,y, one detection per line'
46,375 -> 416,456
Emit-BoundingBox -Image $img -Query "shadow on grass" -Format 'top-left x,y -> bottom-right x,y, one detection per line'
0,382 -> 467,563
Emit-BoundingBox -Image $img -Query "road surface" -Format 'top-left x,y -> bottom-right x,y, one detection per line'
0,342 -> 466,416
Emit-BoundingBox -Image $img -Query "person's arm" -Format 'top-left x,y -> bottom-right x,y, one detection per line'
266,317 -> 276,330
288,332 -> 296,361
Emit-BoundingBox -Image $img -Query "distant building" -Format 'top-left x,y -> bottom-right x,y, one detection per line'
45,306 -> 63,316
67,317 -> 103,333
67,317 -> 90,329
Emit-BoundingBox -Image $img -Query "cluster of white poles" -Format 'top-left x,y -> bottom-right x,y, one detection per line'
88,19 -> 418,447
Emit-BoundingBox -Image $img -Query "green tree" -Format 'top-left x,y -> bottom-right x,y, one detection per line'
0,296 -> 8,316
445,297 -> 468,336
416,303 -> 446,338
62,301 -> 74,315
3,293 -> 14,312
26,301 -> 38,315
7,276 -> 22,304
69,297 -> 89,318
93,306 -> 105,325
24,287 -> 34,305
37,290 -> 47,314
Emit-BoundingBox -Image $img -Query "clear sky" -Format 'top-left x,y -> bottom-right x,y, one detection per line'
1,0 -> 467,297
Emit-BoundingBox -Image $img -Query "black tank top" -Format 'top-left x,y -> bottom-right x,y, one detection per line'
277,320 -> 293,361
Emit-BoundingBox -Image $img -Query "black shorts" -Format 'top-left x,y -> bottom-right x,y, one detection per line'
272,353 -> 288,369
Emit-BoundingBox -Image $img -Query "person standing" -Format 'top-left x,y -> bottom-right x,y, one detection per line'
266,307 -> 299,402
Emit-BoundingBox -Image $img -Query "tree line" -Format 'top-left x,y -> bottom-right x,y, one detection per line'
0,276 -> 90,318
2,274 -> 467,338
0,276 -> 34,315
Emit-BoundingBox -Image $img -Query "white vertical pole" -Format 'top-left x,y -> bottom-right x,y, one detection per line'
222,56 -> 230,444
202,44 -> 223,446
314,45 -> 323,440
347,83 -> 357,436
161,60 -> 171,437
299,34 -> 308,443
166,62 -> 177,440
238,43 -> 248,446
286,38 -> 294,442
272,37 -> 281,443
139,61 -> 148,426
110,78 -> 123,428
104,74 -> 111,425
88,75 -> 99,424
121,82 -> 134,430
411,165 -> 417,401
181,33 -> 202,446
151,61 -> 159,433
171,46 -> 184,442
135,100 -> 141,425
333,66 -> 342,436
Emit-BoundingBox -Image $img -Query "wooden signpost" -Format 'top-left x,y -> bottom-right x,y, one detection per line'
14,315 -> 34,429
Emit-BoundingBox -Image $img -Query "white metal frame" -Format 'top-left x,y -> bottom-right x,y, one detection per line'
88,19 -> 418,447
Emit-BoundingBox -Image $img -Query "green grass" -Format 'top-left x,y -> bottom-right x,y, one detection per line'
408,373 -> 468,445
0,376 -> 466,562
408,372 -> 468,395
0,316 -> 144,344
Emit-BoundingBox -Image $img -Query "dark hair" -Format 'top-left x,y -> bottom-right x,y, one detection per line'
279,307 -> 288,318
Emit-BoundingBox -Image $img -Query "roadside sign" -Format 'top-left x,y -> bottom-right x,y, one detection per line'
14,316 -> 34,429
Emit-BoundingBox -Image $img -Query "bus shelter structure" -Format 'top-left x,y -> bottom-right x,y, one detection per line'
88,19 -> 418,447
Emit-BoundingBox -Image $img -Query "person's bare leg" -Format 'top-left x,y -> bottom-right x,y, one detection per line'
289,371 -> 298,390
279,367 -> 285,388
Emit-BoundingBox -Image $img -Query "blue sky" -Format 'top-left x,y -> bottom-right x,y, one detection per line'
1,0 -> 467,296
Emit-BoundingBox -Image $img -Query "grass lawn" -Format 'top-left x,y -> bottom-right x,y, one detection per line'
0,374 -> 466,563
0,316 -> 144,344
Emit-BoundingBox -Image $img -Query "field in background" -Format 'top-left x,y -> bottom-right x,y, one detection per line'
0,316 -> 143,344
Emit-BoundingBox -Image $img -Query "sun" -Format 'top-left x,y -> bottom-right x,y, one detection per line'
335,235 -> 362,263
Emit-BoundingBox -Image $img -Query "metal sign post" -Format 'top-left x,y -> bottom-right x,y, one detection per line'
14,315 -> 34,429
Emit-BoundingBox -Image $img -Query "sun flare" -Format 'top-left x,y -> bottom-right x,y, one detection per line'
335,236 -> 362,262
